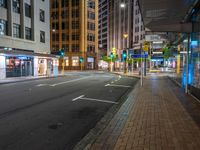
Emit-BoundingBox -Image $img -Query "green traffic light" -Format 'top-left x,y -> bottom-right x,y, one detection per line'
80,57 -> 84,63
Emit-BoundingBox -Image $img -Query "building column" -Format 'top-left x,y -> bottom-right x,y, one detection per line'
7,0 -> 13,36
20,0 -> 25,39
31,0 -> 35,41
34,57 -> 38,77
0,56 -> 6,79
177,44 -> 181,75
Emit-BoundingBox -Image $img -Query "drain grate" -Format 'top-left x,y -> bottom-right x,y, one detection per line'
48,122 -> 63,130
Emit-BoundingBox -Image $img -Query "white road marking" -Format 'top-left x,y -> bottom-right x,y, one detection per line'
36,84 -> 48,87
72,95 -> 118,104
72,95 -> 85,101
105,84 -> 131,88
50,77 -> 90,87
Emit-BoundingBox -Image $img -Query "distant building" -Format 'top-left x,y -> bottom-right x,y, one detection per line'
98,0 -> 108,57
0,0 -> 58,79
98,0 -> 145,61
50,0 -> 99,70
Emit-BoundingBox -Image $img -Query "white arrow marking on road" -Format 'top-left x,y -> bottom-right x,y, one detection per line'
72,95 -> 118,104
50,77 -> 90,87
105,84 -> 131,88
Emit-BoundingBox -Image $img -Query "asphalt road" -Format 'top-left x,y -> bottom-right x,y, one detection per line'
0,71 -> 138,150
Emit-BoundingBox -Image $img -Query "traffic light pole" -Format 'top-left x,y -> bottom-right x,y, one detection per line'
140,43 -> 143,86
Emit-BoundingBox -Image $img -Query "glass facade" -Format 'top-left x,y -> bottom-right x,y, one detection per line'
6,56 -> 33,77
190,12 -> 200,89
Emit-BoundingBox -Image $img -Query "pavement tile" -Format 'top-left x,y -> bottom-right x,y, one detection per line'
90,76 -> 200,150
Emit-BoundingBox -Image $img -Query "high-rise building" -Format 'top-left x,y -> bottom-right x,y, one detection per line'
98,0 -> 145,62
0,0 -> 58,79
98,0 -> 108,57
50,0 -> 99,70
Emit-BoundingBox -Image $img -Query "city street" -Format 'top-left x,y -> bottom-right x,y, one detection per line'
0,72 -> 138,150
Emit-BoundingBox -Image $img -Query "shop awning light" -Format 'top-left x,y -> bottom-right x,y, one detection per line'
152,52 -> 162,54
153,41 -> 163,44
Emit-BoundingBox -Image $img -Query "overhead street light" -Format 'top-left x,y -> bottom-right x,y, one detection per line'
120,3 -> 125,8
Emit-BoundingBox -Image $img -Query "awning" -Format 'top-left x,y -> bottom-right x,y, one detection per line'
0,50 -> 58,58
138,0 -> 199,32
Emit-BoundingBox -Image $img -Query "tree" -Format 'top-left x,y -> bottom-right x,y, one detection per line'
162,47 -> 171,60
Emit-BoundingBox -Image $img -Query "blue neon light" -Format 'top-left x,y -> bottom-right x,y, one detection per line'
182,64 -> 194,88
191,40 -> 198,48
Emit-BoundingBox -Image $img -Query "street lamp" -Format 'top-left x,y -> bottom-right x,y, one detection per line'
120,3 -> 125,8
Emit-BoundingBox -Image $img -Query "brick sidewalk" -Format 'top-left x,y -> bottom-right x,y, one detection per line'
90,77 -> 200,150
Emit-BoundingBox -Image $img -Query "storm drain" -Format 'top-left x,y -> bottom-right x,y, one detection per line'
48,122 -> 63,130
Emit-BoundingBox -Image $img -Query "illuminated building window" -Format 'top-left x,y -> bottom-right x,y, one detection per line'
72,56 -> 79,66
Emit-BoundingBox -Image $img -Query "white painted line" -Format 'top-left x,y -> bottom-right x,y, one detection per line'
50,77 -> 89,87
36,84 -> 48,87
105,84 -> 110,87
72,95 -> 118,104
105,84 -> 131,88
80,97 -> 118,104
72,95 -> 85,101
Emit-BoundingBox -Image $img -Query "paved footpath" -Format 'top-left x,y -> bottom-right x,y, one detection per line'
90,76 -> 200,150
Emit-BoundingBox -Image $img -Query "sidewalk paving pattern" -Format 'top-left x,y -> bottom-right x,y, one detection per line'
90,77 -> 200,150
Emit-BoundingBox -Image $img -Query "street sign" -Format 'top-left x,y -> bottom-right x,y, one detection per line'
131,54 -> 148,58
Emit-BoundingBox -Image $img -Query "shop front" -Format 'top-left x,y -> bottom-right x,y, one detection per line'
6,56 -> 33,77
0,49 -> 59,79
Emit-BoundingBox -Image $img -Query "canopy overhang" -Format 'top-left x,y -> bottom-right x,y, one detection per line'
138,0 -> 199,33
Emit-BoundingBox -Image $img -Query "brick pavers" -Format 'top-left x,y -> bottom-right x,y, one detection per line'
90,77 -> 200,150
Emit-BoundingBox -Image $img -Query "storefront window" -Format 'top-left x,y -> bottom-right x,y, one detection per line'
72,56 -> 79,66
65,57 -> 69,66
6,56 -> 33,77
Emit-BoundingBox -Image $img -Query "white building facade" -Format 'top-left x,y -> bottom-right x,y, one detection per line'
0,0 -> 58,79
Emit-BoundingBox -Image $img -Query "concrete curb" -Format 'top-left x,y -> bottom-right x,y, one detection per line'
72,79 -> 139,150
0,75 -> 65,85
111,72 -> 141,79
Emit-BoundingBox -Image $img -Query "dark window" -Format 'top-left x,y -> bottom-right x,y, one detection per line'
0,19 -> 7,35
51,12 -> 59,19
87,33 -> 95,42
72,34 -> 79,41
52,33 -> 59,41
25,27 -> 32,40
88,22 -> 95,30
62,22 -> 69,30
25,3 -> 31,18
62,0 -> 68,7
52,0 -> 58,8
72,21 -> 79,29
87,45 -> 95,52
52,22 -> 59,30
0,0 -> 7,8
62,44 -> 69,52
72,0 -> 79,7
40,31 -> 45,43
88,11 -> 95,20
88,1 -> 95,9
72,9 -> 79,18
61,10 -> 69,18
40,9 -> 45,22
62,33 -> 69,41
72,44 -> 79,52
13,0 -> 20,13
13,23 -> 20,38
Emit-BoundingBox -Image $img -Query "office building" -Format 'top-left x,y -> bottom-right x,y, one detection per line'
50,0 -> 98,70
0,0 -> 58,79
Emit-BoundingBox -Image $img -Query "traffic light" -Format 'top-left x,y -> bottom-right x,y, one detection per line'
59,49 -> 65,57
79,57 -> 84,63
122,50 -> 127,60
